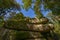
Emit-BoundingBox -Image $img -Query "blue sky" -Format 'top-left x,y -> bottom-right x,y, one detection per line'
16,0 -> 49,18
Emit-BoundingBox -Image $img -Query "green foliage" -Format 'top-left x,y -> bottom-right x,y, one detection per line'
0,0 -> 20,17
13,12 -> 24,20
22,0 -> 43,19
22,0 -> 32,10
0,0 -> 20,9
6,13 -> 28,29
15,31 -> 30,40
33,0 -> 43,19
43,0 -> 60,15
0,16 -> 4,27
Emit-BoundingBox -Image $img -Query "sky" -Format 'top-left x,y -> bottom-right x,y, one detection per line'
16,0 -> 49,18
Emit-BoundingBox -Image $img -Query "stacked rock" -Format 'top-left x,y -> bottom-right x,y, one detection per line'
29,17 -> 54,32
39,17 -> 54,32
26,17 -> 54,40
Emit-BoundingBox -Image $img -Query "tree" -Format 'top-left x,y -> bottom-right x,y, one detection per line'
0,0 -> 20,16
43,0 -> 60,15
0,0 -> 20,28
0,0 -> 20,40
